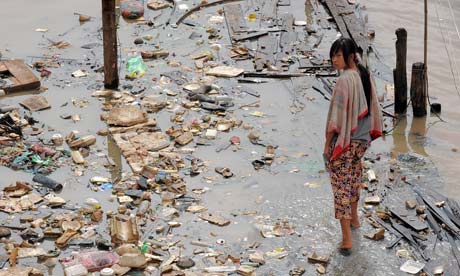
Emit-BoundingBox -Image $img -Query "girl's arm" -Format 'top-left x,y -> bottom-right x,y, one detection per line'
324,131 -> 335,159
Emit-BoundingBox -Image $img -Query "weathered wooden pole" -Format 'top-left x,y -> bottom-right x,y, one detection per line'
102,0 -> 119,89
423,0 -> 429,111
410,62 -> 427,117
393,28 -> 408,114
424,0 -> 428,67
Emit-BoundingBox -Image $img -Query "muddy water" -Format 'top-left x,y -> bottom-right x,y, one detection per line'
366,0 -> 460,199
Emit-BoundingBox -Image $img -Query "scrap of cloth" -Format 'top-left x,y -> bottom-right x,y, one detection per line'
325,69 -> 382,161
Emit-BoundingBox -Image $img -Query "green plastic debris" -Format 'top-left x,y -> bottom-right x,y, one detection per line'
126,55 -> 146,79
141,242 -> 148,254
13,152 -> 32,164
31,154 -> 51,166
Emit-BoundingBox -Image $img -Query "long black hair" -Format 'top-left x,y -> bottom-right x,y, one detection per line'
330,37 -> 371,114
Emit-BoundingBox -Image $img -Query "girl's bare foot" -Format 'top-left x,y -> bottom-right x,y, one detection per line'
338,243 -> 352,256
338,242 -> 352,249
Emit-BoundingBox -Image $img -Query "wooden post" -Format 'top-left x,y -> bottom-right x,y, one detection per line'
423,0 -> 429,106
424,0 -> 428,67
410,62 -> 427,117
102,0 -> 119,89
393,28 -> 407,114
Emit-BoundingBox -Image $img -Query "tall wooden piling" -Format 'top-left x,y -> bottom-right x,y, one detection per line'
410,62 -> 427,117
393,28 -> 407,114
102,0 -> 119,89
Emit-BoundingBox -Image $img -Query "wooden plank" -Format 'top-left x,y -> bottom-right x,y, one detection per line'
416,194 -> 442,239
447,233 -> 460,270
389,209 -> 428,231
19,95 -> 50,112
199,213 -> 230,226
260,0 -> 278,28
277,31 -> 297,71
342,13 -> 368,53
254,34 -> 278,71
0,60 -> 40,93
277,0 -> 290,6
277,13 -> 296,70
234,31 -> 268,42
390,218 -> 430,261
415,188 -> 460,234
323,0 -> 368,53
279,13 -> 294,32
223,4 -> 247,42
324,0 -> 351,39
175,0 -> 245,26
305,0 -> 313,25
279,31 -> 296,54
5,61 -> 37,85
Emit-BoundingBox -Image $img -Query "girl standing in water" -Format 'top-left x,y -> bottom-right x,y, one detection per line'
324,38 -> 383,255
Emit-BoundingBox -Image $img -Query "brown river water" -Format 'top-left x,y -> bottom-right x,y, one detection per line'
366,0 -> 460,198
1,0 -> 457,196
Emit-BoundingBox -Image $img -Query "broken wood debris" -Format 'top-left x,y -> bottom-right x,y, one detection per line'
323,0 -> 369,59
254,34 -> 278,72
175,0 -> 244,26
0,60 -> 40,93
199,213 -> 230,226
19,96 -> 50,112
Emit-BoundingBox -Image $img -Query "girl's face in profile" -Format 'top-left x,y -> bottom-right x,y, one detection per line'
332,50 -> 347,70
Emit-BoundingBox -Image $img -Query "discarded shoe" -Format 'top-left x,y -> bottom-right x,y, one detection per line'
263,145 -> 275,165
190,158 -> 201,176
289,266 -> 306,276
251,159 -> 266,170
264,145 -> 275,159
0,227 -> 11,238
215,167 -> 233,178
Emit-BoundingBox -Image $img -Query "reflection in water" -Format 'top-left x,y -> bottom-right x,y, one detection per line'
107,134 -> 122,183
408,116 -> 428,156
391,116 -> 409,157
391,115 -> 428,157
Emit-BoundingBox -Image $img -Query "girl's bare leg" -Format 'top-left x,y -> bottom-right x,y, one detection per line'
339,219 -> 352,248
351,201 -> 360,228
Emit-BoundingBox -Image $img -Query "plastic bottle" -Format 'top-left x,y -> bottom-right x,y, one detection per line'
32,174 -> 63,191
85,198 -> 100,207
141,242 -> 149,254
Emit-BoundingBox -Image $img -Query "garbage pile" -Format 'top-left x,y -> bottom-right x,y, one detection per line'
359,155 -> 460,275
0,107 -> 69,175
